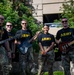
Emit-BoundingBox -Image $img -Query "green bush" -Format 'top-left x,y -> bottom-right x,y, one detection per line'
53,71 -> 64,75
38,71 -> 64,75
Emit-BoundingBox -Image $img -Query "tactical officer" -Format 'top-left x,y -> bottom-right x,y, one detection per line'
0,15 -> 11,75
38,25 -> 55,75
56,17 -> 74,75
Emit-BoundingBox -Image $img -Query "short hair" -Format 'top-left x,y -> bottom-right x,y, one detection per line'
21,19 -> 27,23
61,17 -> 68,20
0,15 -> 4,20
43,24 -> 49,28
6,22 -> 12,25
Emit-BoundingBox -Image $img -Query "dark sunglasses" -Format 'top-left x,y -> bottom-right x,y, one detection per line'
62,20 -> 67,23
0,18 -> 4,20
22,23 -> 27,24
6,25 -> 12,27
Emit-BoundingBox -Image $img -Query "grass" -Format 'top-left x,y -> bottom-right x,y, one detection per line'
53,71 -> 64,75
37,71 -> 64,75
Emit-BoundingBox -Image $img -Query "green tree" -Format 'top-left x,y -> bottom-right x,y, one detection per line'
0,0 -> 42,52
60,0 -> 74,27
0,0 -> 19,32
0,0 -> 40,32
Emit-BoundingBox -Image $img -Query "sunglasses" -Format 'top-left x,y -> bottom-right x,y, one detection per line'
22,23 -> 27,24
6,25 -> 12,27
0,18 -> 4,20
62,20 -> 67,23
